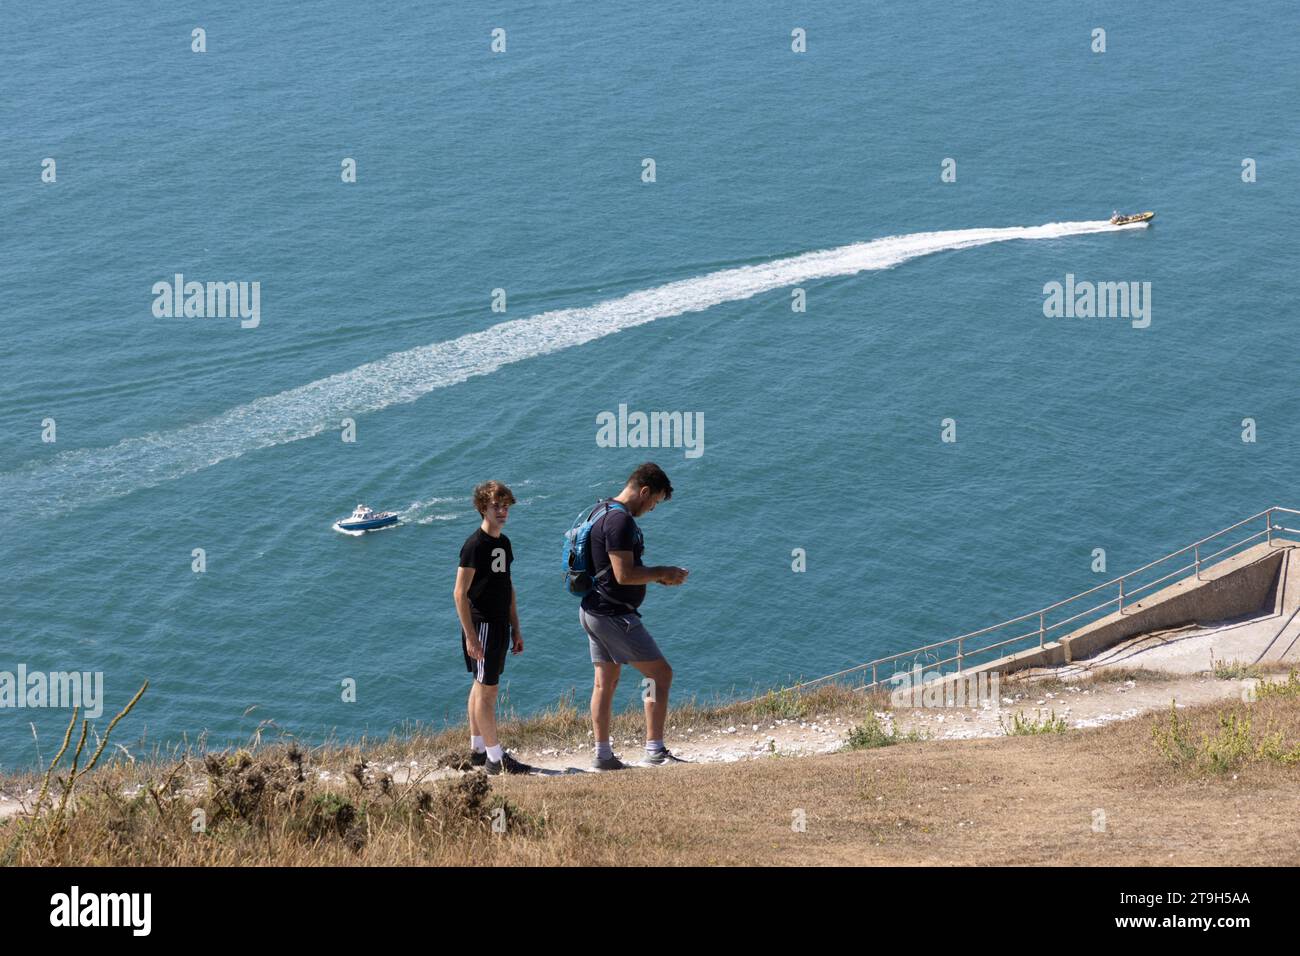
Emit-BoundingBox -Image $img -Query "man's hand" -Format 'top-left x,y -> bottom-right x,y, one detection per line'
511,628 -> 524,655
464,630 -> 484,661
658,566 -> 689,586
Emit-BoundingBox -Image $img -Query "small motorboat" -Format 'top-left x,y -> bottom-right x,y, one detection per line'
334,503 -> 399,532
1109,210 -> 1155,225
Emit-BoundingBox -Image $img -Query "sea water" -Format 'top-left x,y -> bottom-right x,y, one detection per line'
1,1 -> 1295,768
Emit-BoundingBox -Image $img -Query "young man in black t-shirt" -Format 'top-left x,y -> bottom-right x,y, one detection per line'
453,480 -> 534,775
579,462 -> 689,771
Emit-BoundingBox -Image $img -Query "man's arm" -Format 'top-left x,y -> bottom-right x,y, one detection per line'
608,550 -> 687,586
453,566 -> 483,659
508,585 -> 523,653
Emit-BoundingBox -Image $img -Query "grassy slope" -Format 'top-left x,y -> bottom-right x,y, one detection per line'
3,677 -> 1299,866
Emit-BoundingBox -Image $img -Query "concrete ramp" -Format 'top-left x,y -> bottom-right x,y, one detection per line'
1256,546 -> 1300,665
1053,616 -> 1290,677
968,539 -> 1300,681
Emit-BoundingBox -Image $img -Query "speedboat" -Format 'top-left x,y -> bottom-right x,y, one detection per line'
335,504 -> 399,532
1109,210 -> 1155,225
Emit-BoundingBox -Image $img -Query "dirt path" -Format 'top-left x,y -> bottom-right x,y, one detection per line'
490,672 -> 1257,774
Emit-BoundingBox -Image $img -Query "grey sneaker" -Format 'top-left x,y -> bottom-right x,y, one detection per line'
485,751 -> 535,776
470,750 -> 487,768
591,754 -> 628,772
640,748 -> 687,767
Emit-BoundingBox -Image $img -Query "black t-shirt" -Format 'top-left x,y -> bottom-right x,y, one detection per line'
458,528 -> 513,622
580,500 -> 646,615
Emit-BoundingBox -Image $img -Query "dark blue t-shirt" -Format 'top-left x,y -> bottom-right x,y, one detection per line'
580,500 -> 646,616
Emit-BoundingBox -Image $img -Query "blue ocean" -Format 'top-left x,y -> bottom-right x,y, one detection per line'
2,1 -> 1296,770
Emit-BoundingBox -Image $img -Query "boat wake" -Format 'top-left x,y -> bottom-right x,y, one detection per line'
400,495 -> 466,526
2,220 -> 1144,518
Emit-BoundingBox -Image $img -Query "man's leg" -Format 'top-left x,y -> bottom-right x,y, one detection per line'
464,624 -> 486,757
582,607 -> 626,767
473,682 -> 500,749
467,684 -> 481,739
591,662 -> 621,746
629,657 -> 673,744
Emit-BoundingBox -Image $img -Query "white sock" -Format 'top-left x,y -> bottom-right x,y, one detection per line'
645,739 -> 665,753
596,740 -> 614,759
486,744 -> 504,762
471,735 -> 486,753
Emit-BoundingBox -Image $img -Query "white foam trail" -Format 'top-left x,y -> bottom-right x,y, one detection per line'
3,220 -> 1141,517
401,495 -> 463,513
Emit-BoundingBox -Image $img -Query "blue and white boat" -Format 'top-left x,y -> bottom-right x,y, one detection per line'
334,503 -> 399,533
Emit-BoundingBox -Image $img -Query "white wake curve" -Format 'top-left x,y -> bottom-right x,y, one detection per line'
2,220 -> 1141,517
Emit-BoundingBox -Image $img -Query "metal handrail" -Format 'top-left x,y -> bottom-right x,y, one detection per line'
794,507 -> 1300,692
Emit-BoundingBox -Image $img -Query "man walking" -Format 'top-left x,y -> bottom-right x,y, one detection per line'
454,480 -> 534,775
579,462 -> 689,770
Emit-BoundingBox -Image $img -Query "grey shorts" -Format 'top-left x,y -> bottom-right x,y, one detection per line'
579,606 -> 665,664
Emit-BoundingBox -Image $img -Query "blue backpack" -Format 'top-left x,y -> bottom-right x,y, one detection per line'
563,500 -> 630,599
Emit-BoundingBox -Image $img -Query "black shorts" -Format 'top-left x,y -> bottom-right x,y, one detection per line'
462,620 -> 511,686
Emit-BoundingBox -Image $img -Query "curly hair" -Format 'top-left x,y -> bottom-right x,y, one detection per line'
472,480 -> 517,515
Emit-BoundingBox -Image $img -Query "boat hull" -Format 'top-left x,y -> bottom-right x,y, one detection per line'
1110,211 -> 1155,225
336,514 -> 399,531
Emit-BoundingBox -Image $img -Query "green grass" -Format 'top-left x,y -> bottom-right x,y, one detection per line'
752,688 -> 808,721
1255,668 -> 1300,701
999,709 -> 1068,736
1150,701 -> 1199,766
1211,656 -> 1260,680
844,713 -> 926,750
1151,698 -> 1300,773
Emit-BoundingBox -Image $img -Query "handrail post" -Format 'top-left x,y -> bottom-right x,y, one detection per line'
1194,544 -> 1200,580
1038,611 -> 1045,647
956,637 -> 964,673
1267,509 -> 1274,546
1118,577 -> 1125,614
871,662 -> 877,688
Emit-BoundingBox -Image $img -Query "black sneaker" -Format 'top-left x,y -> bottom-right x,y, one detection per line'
470,750 -> 487,768
639,748 -> 688,767
591,754 -> 628,772
485,751 -> 535,776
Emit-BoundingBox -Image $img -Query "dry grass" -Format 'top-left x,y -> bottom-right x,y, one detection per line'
4,682 -> 1299,866
1,743 -> 560,866
1013,666 -> 1178,694
484,693 -> 1300,866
